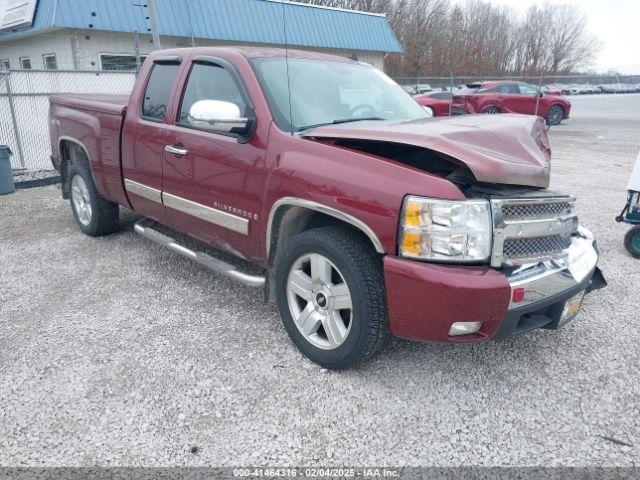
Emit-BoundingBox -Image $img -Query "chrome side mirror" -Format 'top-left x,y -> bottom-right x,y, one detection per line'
188,100 -> 253,137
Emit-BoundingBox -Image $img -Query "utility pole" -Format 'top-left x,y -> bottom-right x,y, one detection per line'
70,32 -> 80,70
186,0 -> 196,47
133,29 -> 142,74
147,0 -> 162,50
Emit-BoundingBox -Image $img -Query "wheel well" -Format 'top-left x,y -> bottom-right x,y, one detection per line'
265,204 -> 384,302
59,139 -> 89,199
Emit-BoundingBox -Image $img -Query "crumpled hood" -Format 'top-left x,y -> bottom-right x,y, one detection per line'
301,114 -> 551,188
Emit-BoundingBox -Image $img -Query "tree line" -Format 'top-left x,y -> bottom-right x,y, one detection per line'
294,0 -> 601,78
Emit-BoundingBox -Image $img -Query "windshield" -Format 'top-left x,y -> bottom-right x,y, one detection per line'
251,58 -> 427,132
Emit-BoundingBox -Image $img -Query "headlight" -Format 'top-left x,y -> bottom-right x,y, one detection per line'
399,196 -> 492,262
422,106 -> 434,117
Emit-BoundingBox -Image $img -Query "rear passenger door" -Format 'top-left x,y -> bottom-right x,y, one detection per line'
122,56 -> 182,223
162,56 -> 266,259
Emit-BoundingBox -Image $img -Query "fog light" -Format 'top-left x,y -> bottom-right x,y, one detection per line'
560,290 -> 585,324
448,321 -> 482,336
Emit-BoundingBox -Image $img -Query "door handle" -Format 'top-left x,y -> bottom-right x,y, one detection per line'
165,145 -> 188,156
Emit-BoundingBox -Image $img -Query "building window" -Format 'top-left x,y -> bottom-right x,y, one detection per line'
43,53 -> 58,70
99,53 -> 147,71
0,58 -> 10,71
19,57 -> 31,70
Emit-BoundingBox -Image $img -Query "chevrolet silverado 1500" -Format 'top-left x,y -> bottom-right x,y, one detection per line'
49,47 -> 605,369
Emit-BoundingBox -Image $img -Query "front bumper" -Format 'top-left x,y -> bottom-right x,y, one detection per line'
384,227 -> 602,343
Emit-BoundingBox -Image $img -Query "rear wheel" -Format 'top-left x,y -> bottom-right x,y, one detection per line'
275,226 -> 390,369
546,104 -> 565,126
68,163 -> 119,237
624,226 -> 640,258
483,106 -> 500,114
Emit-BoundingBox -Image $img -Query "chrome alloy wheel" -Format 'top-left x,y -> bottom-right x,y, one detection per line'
71,174 -> 92,226
286,253 -> 353,350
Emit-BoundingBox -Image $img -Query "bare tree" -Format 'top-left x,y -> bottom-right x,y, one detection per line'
292,0 -> 601,77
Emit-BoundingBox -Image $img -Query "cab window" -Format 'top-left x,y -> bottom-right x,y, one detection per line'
178,63 -> 249,126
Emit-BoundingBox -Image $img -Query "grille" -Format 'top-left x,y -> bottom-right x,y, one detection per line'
491,196 -> 577,267
502,202 -> 572,220
503,235 -> 572,260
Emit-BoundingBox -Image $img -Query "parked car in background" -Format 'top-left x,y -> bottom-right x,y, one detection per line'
413,83 -> 433,94
543,85 -> 562,96
452,81 -> 571,125
413,91 -> 468,116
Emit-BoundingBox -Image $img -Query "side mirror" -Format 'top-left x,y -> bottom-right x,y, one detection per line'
188,100 -> 254,138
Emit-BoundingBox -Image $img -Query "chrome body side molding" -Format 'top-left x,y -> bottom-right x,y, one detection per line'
266,197 -> 385,256
134,220 -> 264,288
124,178 -> 162,204
162,192 -> 249,235
123,179 -> 249,235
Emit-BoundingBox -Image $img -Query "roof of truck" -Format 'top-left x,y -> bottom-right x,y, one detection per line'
148,46 -> 360,63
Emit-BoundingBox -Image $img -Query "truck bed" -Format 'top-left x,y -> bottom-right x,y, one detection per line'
50,93 -> 129,115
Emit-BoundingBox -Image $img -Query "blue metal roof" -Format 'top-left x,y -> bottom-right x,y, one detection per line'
0,0 -> 402,53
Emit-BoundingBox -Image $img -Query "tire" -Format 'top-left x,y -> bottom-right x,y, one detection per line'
68,162 -> 119,237
483,106 -> 500,114
275,226 -> 390,369
624,226 -> 640,259
546,104 -> 565,126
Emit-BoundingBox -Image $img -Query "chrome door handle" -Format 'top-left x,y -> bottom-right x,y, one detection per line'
165,145 -> 188,156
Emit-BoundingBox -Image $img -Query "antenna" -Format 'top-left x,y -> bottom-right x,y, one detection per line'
447,58 -> 454,117
279,0 -> 294,135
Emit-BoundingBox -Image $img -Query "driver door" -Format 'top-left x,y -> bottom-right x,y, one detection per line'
511,83 -> 539,115
162,57 -> 266,259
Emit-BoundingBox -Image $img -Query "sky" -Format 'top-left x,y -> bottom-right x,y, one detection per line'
478,0 -> 640,73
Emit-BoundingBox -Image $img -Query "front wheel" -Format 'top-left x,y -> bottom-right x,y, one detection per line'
624,226 -> 640,258
68,163 -> 119,237
275,227 -> 390,369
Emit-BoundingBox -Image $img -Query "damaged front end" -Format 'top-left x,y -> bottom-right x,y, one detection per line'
304,113 -> 605,339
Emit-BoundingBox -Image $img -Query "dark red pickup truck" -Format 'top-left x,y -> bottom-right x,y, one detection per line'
49,47 -> 604,369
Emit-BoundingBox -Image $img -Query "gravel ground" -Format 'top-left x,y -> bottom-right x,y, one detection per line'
1,94 -> 639,467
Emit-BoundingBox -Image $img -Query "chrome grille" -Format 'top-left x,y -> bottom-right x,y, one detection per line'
490,196 -> 577,267
503,235 -> 573,260
502,202 -> 572,220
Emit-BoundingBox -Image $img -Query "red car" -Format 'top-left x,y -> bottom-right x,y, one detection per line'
543,85 -> 562,96
452,81 -> 571,125
48,48 -> 602,369
413,91 -> 468,116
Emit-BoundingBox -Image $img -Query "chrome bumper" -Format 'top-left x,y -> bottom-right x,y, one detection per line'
505,226 -> 599,309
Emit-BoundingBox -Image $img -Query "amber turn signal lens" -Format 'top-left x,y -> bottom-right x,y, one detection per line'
401,231 -> 422,255
403,200 -> 422,227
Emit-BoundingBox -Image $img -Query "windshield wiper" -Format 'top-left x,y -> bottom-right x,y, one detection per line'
297,116 -> 385,132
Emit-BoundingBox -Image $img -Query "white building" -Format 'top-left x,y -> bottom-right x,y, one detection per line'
0,0 -> 402,72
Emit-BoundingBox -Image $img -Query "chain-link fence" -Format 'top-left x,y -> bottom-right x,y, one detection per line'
0,69 -> 136,171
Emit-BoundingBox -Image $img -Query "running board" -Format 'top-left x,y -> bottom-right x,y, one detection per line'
133,220 -> 265,288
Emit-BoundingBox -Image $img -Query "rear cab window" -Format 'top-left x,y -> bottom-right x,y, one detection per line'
141,63 -> 181,122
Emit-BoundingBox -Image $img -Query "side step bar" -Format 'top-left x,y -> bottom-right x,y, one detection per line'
134,220 -> 265,288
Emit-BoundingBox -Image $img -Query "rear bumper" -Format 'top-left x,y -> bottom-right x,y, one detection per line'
384,227 -> 601,343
